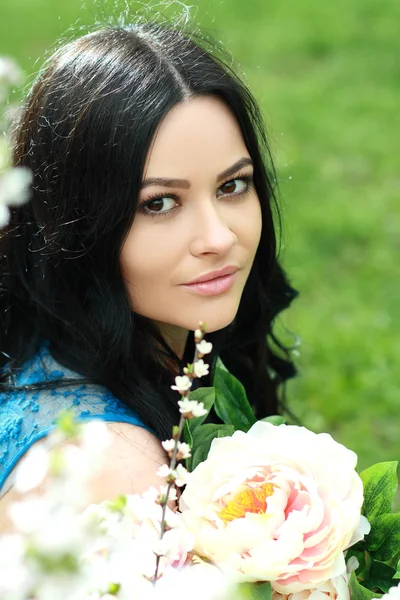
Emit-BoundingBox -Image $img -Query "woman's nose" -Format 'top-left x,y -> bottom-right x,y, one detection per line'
189,202 -> 238,257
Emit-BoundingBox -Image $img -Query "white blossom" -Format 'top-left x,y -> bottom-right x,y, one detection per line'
178,397 -> 208,418
0,165 -> 32,203
152,527 -> 193,560
171,375 -> 192,393
196,340 -> 213,355
141,486 -> 161,505
176,442 -> 191,459
159,485 -> 178,502
0,202 -> 9,227
161,439 -> 175,452
14,443 -> 50,493
193,358 -> 210,378
175,464 -> 189,487
161,439 -> 191,460
152,561 -> 234,600
156,464 -> 188,487
0,534 -> 32,600
157,463 -> 172,479
80,420 -> 111,455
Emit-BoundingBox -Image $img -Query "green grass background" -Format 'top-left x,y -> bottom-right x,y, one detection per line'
1,0 -> 399,472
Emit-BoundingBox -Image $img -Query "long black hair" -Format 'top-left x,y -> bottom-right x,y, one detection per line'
0,21 -> 298,440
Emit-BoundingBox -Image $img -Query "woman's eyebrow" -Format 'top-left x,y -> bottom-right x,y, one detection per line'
141,157 -> 253,190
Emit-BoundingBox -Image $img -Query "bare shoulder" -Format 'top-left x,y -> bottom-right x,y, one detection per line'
0,422 -> 166,532
91,422 -> 167,499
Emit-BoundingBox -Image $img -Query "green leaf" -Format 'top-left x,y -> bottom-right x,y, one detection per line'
366,513 -> 400,561
349,571 -> 381,600
108,582 -> 121,595
360,462 -> 398,521
394,557 -> 400,578
187,387 -> 216,431
54,410 -> 80,438
106,495 -> 127,513
191,423 -> 235,470
214,361 -> 256,432
346,548 -> 367,577
238,581 -> 272,600
362,560 -> 396,593
260,415 -> 286,426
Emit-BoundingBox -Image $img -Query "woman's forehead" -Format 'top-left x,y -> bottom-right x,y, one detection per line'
142,96 -> 249,182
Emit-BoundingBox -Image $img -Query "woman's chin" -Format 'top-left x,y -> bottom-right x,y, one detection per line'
186,309 -> 237,334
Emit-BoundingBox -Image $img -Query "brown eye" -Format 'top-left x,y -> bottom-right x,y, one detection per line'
147,199 -> 165,212
218,178 -> 248,197
144,197 -> 178,214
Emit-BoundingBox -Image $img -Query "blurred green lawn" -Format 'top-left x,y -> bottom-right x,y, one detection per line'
1,0 -> 399,472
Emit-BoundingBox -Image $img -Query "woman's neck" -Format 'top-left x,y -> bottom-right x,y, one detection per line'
154,322 -> 189,361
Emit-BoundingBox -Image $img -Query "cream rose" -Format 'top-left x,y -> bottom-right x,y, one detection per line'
180,422 -> 367,594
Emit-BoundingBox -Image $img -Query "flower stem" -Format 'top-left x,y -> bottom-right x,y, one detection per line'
153,344 -> 200,582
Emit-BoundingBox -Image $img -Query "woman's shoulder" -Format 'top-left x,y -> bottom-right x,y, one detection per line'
0,343 -> 151,496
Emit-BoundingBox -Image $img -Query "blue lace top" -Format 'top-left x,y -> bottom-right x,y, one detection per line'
0,343 -> 149,496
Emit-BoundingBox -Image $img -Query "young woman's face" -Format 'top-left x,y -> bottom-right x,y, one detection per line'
120,95 -> 262,348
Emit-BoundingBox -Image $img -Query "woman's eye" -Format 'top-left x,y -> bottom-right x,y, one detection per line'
144,196 -> 178,214
218,178 -> 248,197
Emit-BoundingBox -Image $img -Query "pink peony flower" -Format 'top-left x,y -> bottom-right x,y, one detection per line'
180,422 -> 367,594
272,568 -> 351,600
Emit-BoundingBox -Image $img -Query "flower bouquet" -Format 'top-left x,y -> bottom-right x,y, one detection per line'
1,325 -> 400,600
177,327 -> 400,600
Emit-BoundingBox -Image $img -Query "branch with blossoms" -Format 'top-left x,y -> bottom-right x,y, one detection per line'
153,323 -> 211,581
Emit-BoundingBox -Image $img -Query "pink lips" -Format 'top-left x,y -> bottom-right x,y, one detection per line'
181,266 -> 238,296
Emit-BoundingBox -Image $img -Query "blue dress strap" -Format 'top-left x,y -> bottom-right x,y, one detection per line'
0,343 -> 150,495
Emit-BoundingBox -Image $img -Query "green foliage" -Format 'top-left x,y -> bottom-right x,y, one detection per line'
213,360 -> 256,432
106,495 -> 127,513
190,423 -> 235,471
349,572 -> 381,600
365,514 -> 400,561
350,463 -> 400,595
54,411 -> 80,439
184,364 -> 270,470
184,385 -> 235,470
362,561 -> 397,593
361,462 -> 398,521
26,544 -> 79,574
238,581 -> 272,600
187,387 -> 216,430
108,582 -> 121,595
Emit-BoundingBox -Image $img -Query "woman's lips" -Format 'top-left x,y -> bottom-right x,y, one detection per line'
180,272 -> 237,296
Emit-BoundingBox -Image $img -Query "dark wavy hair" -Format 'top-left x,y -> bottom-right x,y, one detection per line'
0,22 -> 298,440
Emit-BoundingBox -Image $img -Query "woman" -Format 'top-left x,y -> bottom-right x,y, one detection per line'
0,21 -> 297,511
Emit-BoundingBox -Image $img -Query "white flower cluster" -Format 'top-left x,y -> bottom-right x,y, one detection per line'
161,439 -> 192,460
0,56 -> 31,227
178,397 -> 208,418
0,418 -> 233,600
156,463 -> 189,487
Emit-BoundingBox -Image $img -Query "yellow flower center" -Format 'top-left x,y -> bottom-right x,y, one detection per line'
219,483 -> 275,524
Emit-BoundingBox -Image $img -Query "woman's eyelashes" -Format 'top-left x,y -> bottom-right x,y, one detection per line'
138,172 -> 254,218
